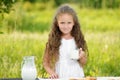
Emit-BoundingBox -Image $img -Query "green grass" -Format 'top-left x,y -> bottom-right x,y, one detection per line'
84,32 -> 120,76
0,32 -> 48,78
1,4 -> 120,33
0,31 -> 120,78
0,3 -> 120,78
78,9 -> 120,32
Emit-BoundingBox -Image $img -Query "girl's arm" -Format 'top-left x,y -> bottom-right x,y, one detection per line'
43,49 -> 58,79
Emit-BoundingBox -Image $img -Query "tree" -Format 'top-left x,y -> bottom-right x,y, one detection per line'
0,0 -> 17,14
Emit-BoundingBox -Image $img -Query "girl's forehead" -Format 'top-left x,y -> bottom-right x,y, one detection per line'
57,13 -> 73,18
57,13 -> 74,22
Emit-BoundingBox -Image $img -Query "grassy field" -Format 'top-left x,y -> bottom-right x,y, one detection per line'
0,4 -> 120,78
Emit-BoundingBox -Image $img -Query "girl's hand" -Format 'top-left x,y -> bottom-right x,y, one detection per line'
79,48 -> 87,65
49,72 -> 59,79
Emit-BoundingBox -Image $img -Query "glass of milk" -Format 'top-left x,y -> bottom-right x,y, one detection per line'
21,56 -> 37,80
70,49 -> 80,60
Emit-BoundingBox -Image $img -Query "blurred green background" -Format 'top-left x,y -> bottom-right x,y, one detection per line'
0,0 -> 120,78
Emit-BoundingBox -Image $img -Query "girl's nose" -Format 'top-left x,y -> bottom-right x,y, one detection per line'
64,23 -> 68,27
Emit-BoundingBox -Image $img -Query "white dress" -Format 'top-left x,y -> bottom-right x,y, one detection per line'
55,38 -> 84,79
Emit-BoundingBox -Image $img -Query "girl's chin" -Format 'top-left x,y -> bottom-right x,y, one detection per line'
62,31 -> 71,35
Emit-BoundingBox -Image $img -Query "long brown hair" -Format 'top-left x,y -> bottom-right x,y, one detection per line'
44,4 -> 88,66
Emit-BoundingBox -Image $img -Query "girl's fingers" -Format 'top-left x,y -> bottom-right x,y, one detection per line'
79,48 -> 82,52
79,48 -> 87,59
50,73 -> 59,79
79,48 -> 83,55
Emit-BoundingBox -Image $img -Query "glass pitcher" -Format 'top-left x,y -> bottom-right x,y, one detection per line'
21,56 -> 37,80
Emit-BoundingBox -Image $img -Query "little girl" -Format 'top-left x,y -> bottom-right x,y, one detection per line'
43,4 -> 88,79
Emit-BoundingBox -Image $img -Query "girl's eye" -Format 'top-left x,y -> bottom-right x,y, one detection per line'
68,22 -> 71,24
60,22 -> 65,24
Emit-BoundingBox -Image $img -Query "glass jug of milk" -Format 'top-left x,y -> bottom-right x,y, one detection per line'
21,56 -> 37,80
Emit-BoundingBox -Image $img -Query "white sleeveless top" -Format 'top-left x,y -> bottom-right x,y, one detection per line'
55,38 -> 84,79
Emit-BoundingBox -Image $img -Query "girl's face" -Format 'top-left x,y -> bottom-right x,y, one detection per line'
57,13 -> 74,36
